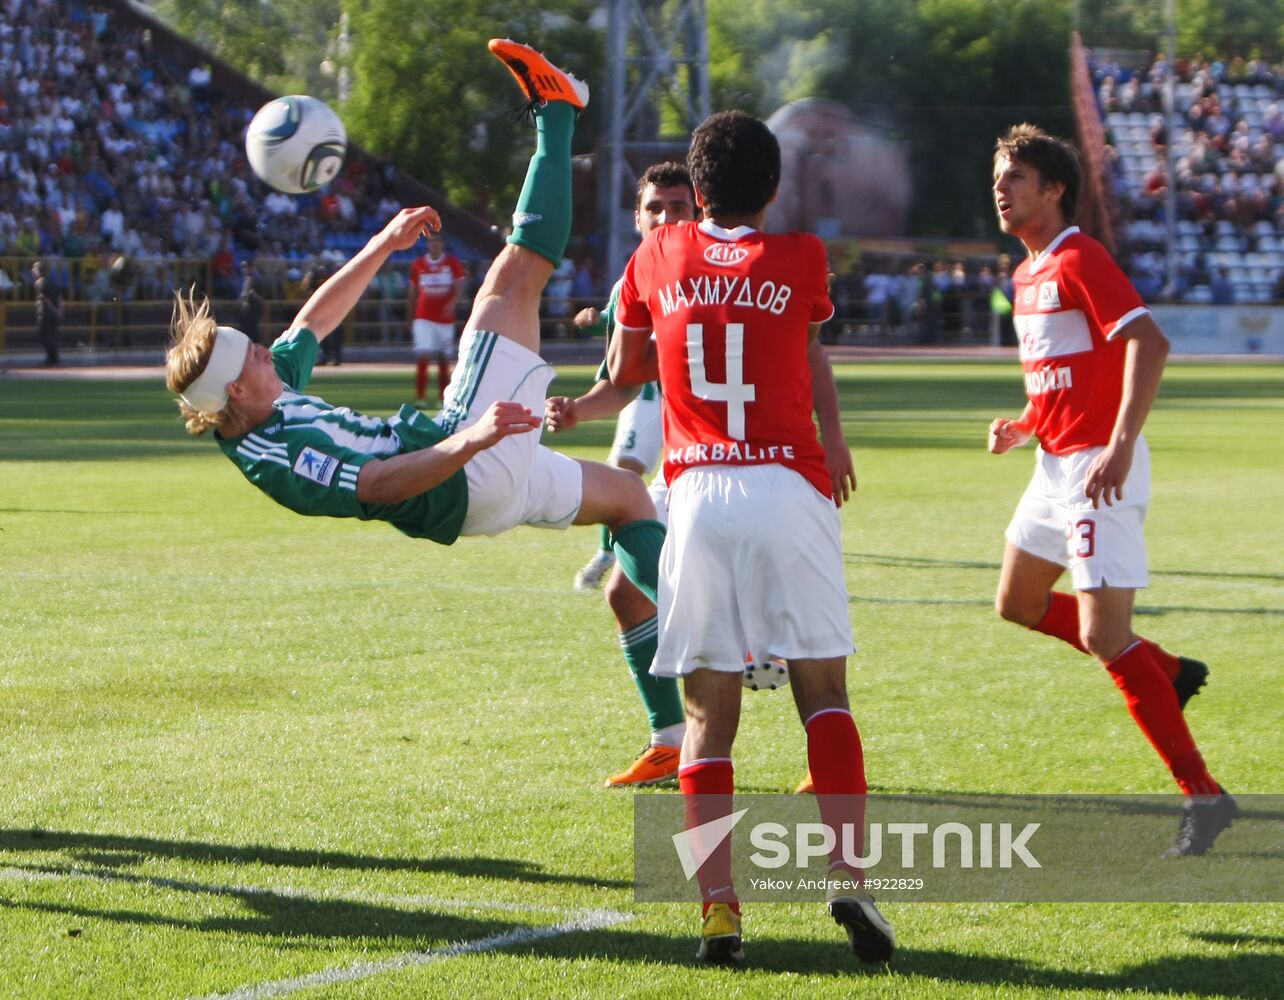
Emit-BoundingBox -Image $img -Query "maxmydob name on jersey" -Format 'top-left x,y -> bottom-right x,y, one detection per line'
658,275 -> 793,318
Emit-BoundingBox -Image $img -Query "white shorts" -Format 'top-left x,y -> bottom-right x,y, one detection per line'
608,393 -> 662,473
652,464 -> 854,676
412,318 -> 456,358
1005,438 -> 1150,590
439,329 -> 583,536
647,466 -> 669,527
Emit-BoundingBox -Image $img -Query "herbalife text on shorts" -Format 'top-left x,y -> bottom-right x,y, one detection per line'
746,821 -> 1042,872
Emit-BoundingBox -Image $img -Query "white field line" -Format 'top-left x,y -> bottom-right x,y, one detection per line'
1,865 -> 634,998
0,865 -> 590,914
192,907 -> 632,1000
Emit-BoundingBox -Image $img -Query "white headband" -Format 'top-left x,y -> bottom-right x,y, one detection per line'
179,326 -> 251,414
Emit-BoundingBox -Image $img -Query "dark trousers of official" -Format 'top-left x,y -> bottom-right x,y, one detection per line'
40,325 -> 59,365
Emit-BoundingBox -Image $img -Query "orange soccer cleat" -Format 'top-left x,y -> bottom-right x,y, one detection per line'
605,744 -> 680,787
488,39 -> 589,109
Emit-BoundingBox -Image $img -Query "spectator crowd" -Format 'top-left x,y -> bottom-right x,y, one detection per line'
1095,50 -> 1284,303
3,0 -> 1282,363
0,0 -> 404,310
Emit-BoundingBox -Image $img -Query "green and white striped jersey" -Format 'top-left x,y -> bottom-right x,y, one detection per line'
216,327 -> 469,545
592,278 -> 660,402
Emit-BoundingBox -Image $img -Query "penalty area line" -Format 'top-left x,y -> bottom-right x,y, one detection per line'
191,907 -> 633,1000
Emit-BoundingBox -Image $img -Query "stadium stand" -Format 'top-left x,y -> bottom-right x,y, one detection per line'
0,0 -> 507,355
1090,45 -> 1284,304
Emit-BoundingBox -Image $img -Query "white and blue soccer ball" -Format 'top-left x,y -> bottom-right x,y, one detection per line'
245,95 -> 347,194
743,658 -> 790,691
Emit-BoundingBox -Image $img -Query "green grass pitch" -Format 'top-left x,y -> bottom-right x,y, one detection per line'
1,361 -> 1280,998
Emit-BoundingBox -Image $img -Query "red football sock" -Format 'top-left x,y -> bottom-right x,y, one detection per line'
805,708 -> 868,873
678,758 -> 739,916
1034,594 -> 1181,683
415,357 -> 429,399
1140,638 -> 1181,683
1105,642 -> 1218,795
437,361 -> 451,401
1032,591 -> 1088,653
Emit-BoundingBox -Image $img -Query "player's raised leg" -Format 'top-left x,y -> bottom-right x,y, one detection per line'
462,41 -> 587,357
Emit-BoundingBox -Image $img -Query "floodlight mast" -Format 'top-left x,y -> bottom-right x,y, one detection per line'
601,0 -> 711,283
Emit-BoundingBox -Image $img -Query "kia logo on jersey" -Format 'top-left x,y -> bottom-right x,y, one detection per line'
703,243 -> 750,267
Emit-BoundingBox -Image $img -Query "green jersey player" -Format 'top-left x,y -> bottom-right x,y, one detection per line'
165,42 -> 667,781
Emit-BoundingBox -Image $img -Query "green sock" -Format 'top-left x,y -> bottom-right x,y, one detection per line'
610,519 -> 665,605
506,101 -> 575,266
620,616 -> 685,732
599,524 -> 611,554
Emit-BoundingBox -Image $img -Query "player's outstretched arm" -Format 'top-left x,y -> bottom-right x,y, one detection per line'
1083,314 -> 1169,508
807,336 -> 857,506
294,206 -> 441,340
356,400 -> 539,504
546,378 -> 640,432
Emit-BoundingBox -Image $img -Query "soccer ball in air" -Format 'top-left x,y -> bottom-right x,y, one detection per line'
245,95 -> 347,194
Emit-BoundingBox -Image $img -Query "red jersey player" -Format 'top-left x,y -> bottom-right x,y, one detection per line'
989,124 -> 1236,857
408,231 -> 467,404
610,110 -> 894,968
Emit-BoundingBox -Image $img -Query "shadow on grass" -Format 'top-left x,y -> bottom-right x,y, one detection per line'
3,835 -> 1279,995
1,828 -> 627,888
1192,931 -> 1284,948
846,551 -> 1284,584
6,883 -> 1280,998
0,889 -> 515,947
871,789 -> 1284,823
514,926 -> 1284,999
847,592 -> 1284,617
